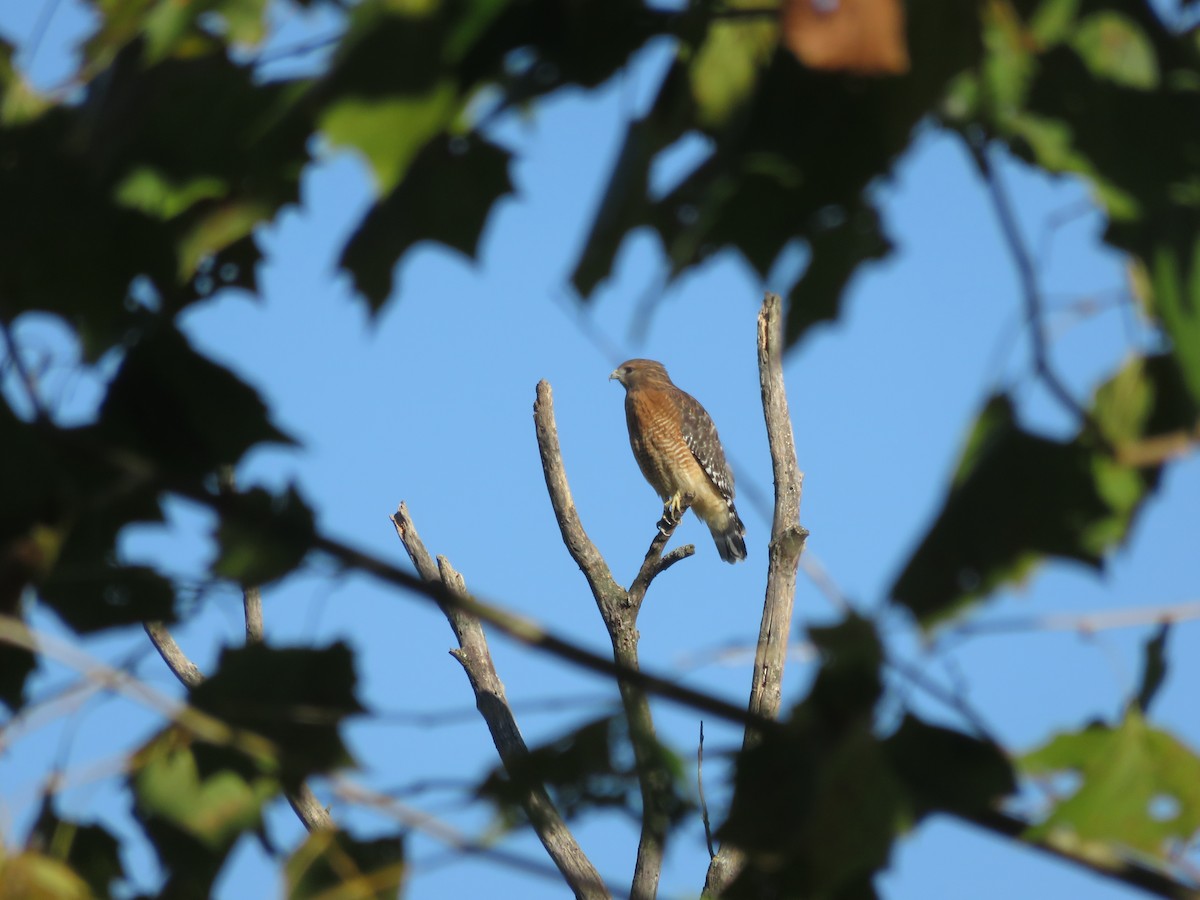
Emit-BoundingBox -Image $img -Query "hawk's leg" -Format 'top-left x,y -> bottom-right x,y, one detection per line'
657,491 -> 693,534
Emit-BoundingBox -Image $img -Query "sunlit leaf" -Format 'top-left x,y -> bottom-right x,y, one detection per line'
0,850 -> 91,900
687,4 -> 777,129
1023,710 -> 1200,857
320,85 -> 459,193
1071,11 -> 1159,90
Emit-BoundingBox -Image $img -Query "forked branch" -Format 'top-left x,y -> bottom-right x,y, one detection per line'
533,380 -> 694,900
391,503 -> 608,900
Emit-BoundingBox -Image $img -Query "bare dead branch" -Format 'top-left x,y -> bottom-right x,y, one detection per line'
144,622 -> 205,689
310,528 -> 776,731
533,379 -> 695,900
533,381 -> 627,608
243,586 -> 264,645
391,504 -> 608,900
697,722 -> 715,860
704,292 -> 808,897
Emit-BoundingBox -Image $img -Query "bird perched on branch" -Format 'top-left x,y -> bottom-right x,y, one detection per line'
610,359 -> 747,563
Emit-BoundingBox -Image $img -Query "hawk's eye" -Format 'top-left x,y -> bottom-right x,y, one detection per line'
623,366 -> 632,375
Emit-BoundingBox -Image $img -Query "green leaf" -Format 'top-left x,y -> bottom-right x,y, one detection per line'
189,643 -> 364,783
0,850 -> 91,900
339,135 -> 513,310
885,716 -> 1015,818
685,8 -> 777,130
99,324 -> 292,478
891,395 -> 1153,627
1022,710 -> 1200,857
1133,624 -> 1171,715
1110,213 -> 1200,410
1071,12 -> 1159,90
213,486 -> 316,587
131,727 -> 280,892
320,84 -> 460,194
286,831 -> 405,900
28,800 -> 125,899
85,0 -> 271,69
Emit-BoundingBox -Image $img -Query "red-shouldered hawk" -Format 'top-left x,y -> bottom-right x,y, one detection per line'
610,359 -> 747,563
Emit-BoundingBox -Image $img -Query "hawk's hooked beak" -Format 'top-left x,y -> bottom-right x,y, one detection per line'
609,368 -> 621,382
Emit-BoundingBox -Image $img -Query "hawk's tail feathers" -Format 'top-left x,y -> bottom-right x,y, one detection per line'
711,507 -> 747,564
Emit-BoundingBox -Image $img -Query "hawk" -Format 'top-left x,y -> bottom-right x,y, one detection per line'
610,359 -> 747,563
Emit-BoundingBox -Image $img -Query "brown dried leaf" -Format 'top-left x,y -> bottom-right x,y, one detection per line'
781,0 -> 910,75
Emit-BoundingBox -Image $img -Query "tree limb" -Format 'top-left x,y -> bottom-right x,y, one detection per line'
533,379 -> 692,900
704,292 -> 808,897
391,503 -> 608,900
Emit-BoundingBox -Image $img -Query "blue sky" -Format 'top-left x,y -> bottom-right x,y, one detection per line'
2,3 -> 1198,898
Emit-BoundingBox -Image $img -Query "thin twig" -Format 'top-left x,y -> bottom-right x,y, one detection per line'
697,722 -> 715,860
330,777 -> 622,895
945,599 -> 1200,639
965,136 -> 1094,430
391,504 -> 607,900
0,318 -> 47,421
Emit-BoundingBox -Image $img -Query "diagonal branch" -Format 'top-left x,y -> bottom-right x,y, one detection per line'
704,292 -> 808,897
391,503 -> 608,900
533,379 -> 693,900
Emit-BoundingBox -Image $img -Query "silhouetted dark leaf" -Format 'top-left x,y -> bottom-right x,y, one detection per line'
29,800 -> 125,899
286,831 -> 405,900
722,615 -> 897,898
213,486 -> 316,587
40,564 -> 175,633
189,642 -> 363,783
786,202 -> 893,344
891,394 -> 1149,627
885,716 -> 1014,818
99,325 -> 292,478
1133,624 -> 1171,715
479,715 -> 691,828
339,135 -> 513,311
